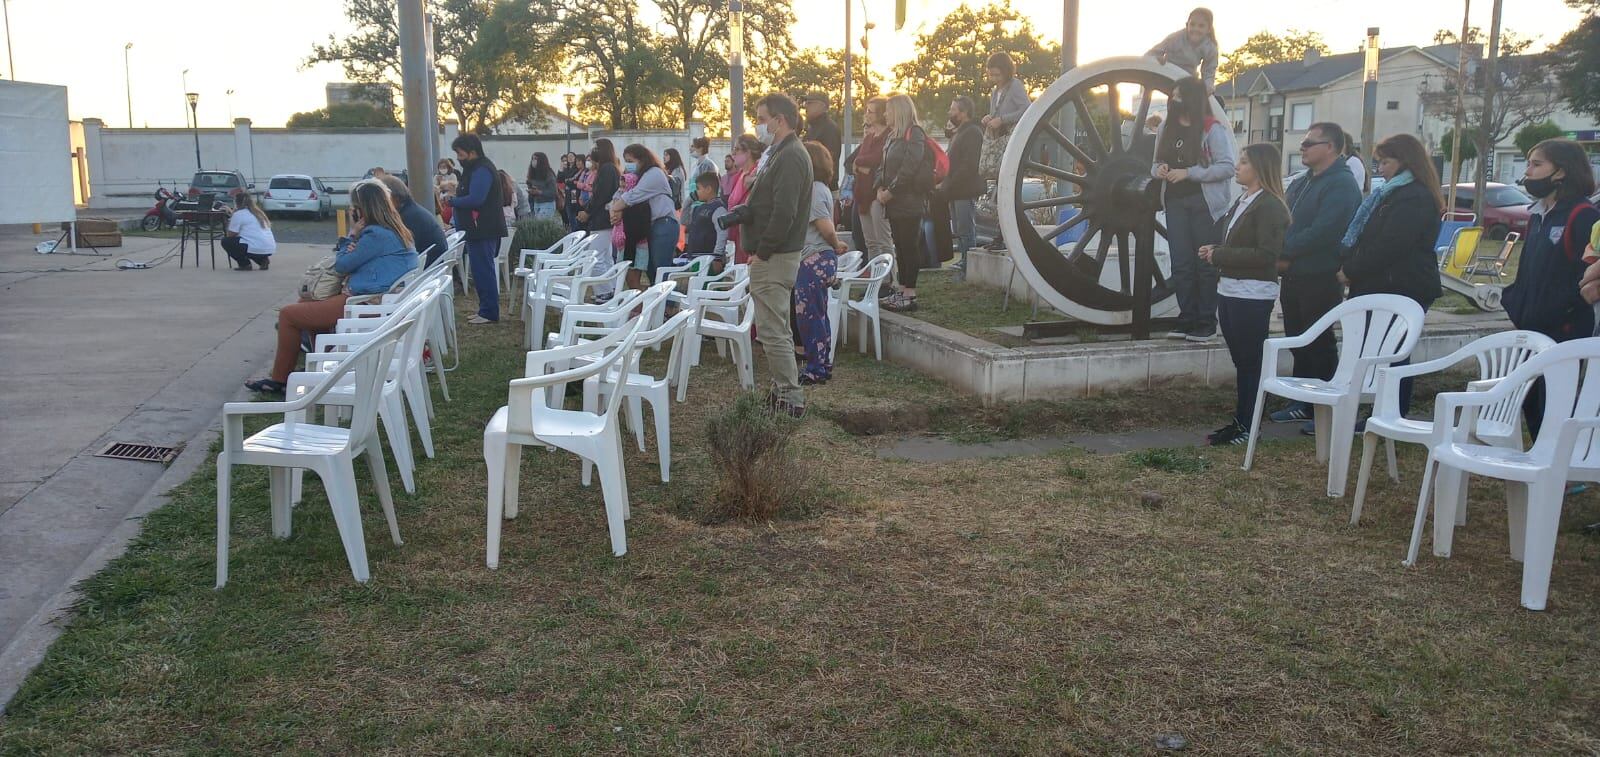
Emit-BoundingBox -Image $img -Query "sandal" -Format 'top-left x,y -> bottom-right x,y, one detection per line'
244,378 -> 286,394
884,293 -> 918,312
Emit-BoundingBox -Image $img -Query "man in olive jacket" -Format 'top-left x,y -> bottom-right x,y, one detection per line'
746,92 -> 814,415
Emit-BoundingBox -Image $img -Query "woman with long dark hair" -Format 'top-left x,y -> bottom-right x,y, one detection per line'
1505,138 -> 1600,436
878,93 -> 931,312
579,138 -> 623,298
244,180 -> 418,393
663,147 -> 687,211
1199,143 -> 1288,445
1153,75 -> 1236,342
526,151 -> 557,219
609,143 -> 682,287
1336,133 -> 1444,416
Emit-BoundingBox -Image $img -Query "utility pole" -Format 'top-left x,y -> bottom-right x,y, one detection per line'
124,43 -> 134,128
3,0 -> 13,80
1445,0 -> 1471,216
729,0 -> 744,138
397,0 -> 433,211
1475,0 -> 1503,221
1062,0 -> 1078,74
1360,28 -> 1380,193
842,0 -> 853,185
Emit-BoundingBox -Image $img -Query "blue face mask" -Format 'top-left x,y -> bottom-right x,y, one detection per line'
624,161 -> 638,174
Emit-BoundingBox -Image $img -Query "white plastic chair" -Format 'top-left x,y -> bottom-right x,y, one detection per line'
1410,337 -> 1600,610
688,282 -> 755,390
833,252 -> 894,360
523,251 -> 600,349
483,309 -> 650,567
496,235 -> 516,303
1243,294 -> 1427,497
514,230 -> 591,317
583,307 -> 696,482
216,316 -> 415,587
1350,330 -> 1554,524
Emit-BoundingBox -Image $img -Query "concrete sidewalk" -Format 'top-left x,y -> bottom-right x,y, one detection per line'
0,229 -> 325,707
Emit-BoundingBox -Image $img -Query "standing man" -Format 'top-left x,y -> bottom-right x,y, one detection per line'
747,93 -> 814,417
687,136 -> 719,208
1269,122 -> 1361,432
801,92 -> 842,191
447,134 -> 507,324
943,96 -> 984,279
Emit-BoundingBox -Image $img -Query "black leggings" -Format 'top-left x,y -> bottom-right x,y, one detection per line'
889,212 -> 924,289
221,237 -> 271,269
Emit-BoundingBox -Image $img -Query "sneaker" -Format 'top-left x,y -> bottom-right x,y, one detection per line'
258,260 -> 269,270
1184,325 -> 1217,343
1300,421 -> 1316,436
878,286 -> 900,300
1270,404 -> 1313,423
1165,324 -> 1191,339
884,293 -> 918,312
1354,418 -> 1367,434
1208,421 -> 1249,446
467,314 -> 497,324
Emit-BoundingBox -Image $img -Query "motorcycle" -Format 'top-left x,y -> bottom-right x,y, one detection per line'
140,187 -> 183,232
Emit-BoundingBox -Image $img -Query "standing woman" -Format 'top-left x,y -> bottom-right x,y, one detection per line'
1153,75 -> 1236,342
1337,134 -> 1443,416
726,134 -> 766,264
609,144 -> 681,288
1147,7 -> 1220,93
848,96 -> 893,260
1197,143 -> 1289,446
579,138 -> 623,298
877,93 -> 931,313
526,152 -> 558,219
979,52 -> 1031,182
720,155 -> 738,200
221,190 -> 277,271
794,140 -> 850,384
448,134 -> 508,324
663,148 -> 688,209
1504,138 -> 1600,437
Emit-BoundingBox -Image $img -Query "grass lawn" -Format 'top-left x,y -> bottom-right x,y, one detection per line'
2,295 -> 1597,753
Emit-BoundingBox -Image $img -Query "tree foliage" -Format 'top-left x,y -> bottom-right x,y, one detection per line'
1551,8 -> 1600,120
286,103 -> 400,128
1514,121 -> 1566,156
1217,30 -> 1330,82
307,0 -> 565,133
1440,127 -> 1480,163
560,0 -> 680,129
652,0 -> 795,128
892,2 -> 1060,128
1417,30 -> 1558,152
761,47 -> 881,135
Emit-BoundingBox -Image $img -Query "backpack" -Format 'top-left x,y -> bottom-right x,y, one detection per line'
298,254 -> 347,301
909,128 -> 950,190
669,173 -> 685,210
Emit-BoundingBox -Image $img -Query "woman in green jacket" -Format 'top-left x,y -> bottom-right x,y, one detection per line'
1199,143 -> 1290,446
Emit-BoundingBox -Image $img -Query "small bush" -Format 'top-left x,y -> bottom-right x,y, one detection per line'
1126,447 -> 1211,474
704,393 -> 808,521
510,217 -> 570,254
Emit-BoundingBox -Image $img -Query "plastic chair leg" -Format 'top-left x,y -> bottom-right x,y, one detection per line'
1431,464 -> 1468,558
872,316 -> 883,361
596,433 -> 630,556
1505,480 -> 1528,562
1384,438 -> 1399,482
215,454 -> 232,589
269,467 -> 292,539
1351,432 -> 1379,525
323,462 -> 371,583
1313,404 -> 1333,465
404,374 -> 436,459
1404,455 -> 1438,567
380,396 -> 417,494
648,393 -> 671,482
1242,389 -> 1268,471
581,384 -> 600,487
484,434 -> 506,568
628,395 -> 646,452
1518,481 -> 1564,611
1326,404 -> 1359,497
365,440 -> 402,547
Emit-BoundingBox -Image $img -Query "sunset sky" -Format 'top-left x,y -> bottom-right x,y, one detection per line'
2,0 -> 1588,128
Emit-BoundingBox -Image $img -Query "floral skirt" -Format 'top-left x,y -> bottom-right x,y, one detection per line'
791,250 -> 839,380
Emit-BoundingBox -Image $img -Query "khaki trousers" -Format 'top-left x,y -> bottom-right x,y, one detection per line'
861,201 -> 895,258
749,251 -> 804,406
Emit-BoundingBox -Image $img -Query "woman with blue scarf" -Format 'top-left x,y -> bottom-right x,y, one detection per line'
1338,133 -> 1444,415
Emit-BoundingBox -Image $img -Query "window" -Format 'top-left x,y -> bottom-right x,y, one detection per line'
1289,103 -> 1314,131
1286,153 -> 1305,175
1227,107 -> 1245,133
269,177 -> 313,190
1386,100 -> 1400,111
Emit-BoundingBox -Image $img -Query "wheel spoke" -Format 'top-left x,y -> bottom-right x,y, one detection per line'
1117,231 -> 1132,295
1154,219 -> 1168,238
1095,232 -> 1112,267
1105,84 -> 1123,154
1021,193 -> 1086,211
1024,160 -> 1088,186
1071,93 -> 1110,160
1042,211 -> 1090,243
1070,221 -> 1102,262
1042,123 -> 1097,169
1134,85 -> 1153,137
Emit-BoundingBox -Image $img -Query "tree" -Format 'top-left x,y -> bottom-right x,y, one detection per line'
1551,1 -> 1600,119
653,0 -> 796,128
307,0 -> 566,134
560,0 -> 679,129
892,2 -> 1060,127
1439,127 -> 1480,163
1217,30 -> 1329,83
1514,121 -> 1565,156
1417,31 -> 1559,168
286,103 -> 400,128
765,47 -> 881,134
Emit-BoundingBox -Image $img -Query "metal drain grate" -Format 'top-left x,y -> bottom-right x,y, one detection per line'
95,442 -> 180,464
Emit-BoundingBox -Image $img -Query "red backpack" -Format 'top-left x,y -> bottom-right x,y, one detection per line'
908,128 -> 949,189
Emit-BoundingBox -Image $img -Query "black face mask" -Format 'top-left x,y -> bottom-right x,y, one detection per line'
1519,175 -> 1559,199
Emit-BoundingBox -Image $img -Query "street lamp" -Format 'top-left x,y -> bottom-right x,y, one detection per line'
186,91 -> 200,170
564,92 -> 575,154
124,43 -> 134,128
728,0 -> 744,138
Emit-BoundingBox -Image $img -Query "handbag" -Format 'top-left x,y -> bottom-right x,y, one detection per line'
979,125 -> 1012,181
298,254 -> 347,301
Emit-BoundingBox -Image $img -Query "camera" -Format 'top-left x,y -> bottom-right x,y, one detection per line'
716,203 -> 752,231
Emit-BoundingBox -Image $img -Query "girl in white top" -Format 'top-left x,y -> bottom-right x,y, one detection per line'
222,191 -> 277,271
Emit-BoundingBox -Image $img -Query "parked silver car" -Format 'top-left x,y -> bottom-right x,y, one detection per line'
261,174 -> 333,219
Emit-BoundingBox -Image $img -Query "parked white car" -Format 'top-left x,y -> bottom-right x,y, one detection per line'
261,174 -> 333,219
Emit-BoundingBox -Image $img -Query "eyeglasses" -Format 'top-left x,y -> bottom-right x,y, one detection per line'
1300,140 -> 1331,150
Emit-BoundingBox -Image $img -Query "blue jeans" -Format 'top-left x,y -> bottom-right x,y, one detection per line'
1219,295 -> 1275,426
466,237 -> 500,320
533,201 -> 556,219
950,198 -> 976,253
1165,191 -> 1220,330
646,216 -> 680,278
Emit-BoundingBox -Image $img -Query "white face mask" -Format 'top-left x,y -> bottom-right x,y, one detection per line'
755,123 -> 773,145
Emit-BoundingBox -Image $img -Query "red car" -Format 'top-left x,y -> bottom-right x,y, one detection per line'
1444,182 -> 1533,240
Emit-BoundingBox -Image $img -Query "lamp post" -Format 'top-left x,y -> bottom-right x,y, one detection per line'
226,89 -> 235,123
3,0 -> 14,80
728,0 -> 744,138
124,43 -> 134,128
564,92 -> 575,154
186,91 -> 200,170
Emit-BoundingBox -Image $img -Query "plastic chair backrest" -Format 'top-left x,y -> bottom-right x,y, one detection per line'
1482,338 -> 1600,463
1324,294 -> 1426,392
1469,330 -> 1557,435
1439,226 -> 1483,276
1435,219 -> 1473,251
343,317 -> 414,444
857,253 -> 895,301
836,250 -> 864,275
